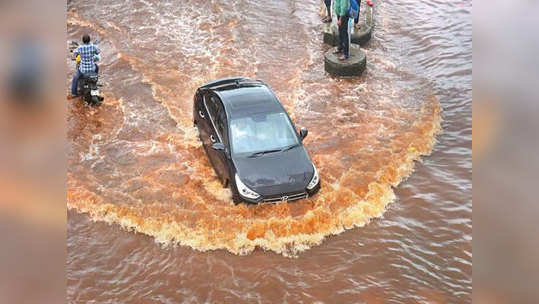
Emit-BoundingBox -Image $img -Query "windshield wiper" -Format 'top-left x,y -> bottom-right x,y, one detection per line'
280,144 -> 300,152
248,149 -> 282,158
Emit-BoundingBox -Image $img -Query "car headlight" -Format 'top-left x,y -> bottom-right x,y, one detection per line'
235,174 -> 260,200
307,164 -> 319,190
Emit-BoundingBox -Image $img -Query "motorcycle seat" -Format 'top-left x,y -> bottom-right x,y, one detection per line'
81,71 -> 98,80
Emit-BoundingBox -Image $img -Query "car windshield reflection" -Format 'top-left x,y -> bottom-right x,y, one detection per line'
230,112 -> 299,155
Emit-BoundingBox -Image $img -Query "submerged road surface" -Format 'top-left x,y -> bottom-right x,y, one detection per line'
67,0 -> 471,302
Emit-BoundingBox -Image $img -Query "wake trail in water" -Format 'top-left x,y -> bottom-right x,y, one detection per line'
67,0 -> 442,257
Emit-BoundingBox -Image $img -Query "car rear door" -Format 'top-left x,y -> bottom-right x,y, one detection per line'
195,92 -> 212,149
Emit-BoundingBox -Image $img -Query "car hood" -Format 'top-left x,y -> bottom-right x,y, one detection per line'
233,146 -> 314,196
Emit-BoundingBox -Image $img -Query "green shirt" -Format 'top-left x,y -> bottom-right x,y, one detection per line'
334,0 -> 350,17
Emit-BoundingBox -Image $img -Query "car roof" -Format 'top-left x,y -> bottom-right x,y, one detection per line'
201,78 -> 285,119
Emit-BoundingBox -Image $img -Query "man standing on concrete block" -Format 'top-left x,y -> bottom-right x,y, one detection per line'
333,0 -> 350,60
322,0 -> 332,23
354,0 -> 362,29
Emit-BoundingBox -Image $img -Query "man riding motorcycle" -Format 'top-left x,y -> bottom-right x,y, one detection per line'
70,34 -> 100,98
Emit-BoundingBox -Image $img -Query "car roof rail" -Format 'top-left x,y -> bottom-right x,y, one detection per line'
200,77 -> 250,89
200,78 -> 267,92
235,79 -> 266,88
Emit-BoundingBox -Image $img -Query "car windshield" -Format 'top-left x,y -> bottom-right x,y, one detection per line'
230,112 -> 299,155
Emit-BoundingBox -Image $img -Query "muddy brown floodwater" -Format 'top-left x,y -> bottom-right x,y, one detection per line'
66,0 -> 471,302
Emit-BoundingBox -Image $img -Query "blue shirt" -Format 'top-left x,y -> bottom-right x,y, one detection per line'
74,43 -> 100,74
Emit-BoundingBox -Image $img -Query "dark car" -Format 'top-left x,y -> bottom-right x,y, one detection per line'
193,77 -> 321,204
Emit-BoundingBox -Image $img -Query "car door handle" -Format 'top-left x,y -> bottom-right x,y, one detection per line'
210,135 -> 216,143
198,110 -> 205,119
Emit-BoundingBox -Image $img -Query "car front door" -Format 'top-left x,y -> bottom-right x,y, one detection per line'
214,101 -> 231,183
203,94 -> 229,183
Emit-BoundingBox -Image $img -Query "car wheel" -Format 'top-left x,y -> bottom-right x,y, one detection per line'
229,180 -> 241,205
194,124 -> 202,141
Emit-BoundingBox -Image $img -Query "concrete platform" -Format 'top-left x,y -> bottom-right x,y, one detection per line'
324,45 -> 366,77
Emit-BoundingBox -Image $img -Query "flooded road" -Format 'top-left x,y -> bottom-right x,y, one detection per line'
67,0 -> 471,302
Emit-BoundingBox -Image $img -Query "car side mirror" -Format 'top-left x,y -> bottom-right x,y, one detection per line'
212,142 -> 225,151
300,127 -> 309,141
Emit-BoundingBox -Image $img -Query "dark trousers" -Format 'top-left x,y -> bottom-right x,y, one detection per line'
355,0 -> 362,24
71,70 -> 82,96
338,15 -> 350,57
324,0 -> 331,13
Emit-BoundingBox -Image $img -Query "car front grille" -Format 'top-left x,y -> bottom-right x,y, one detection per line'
263,192 -> 308,203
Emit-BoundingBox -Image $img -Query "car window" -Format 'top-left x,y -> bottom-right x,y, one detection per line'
204,94 -> 226,143
205,95 -> 219,121
216,108 -> 228,145
230,112 -> 299,154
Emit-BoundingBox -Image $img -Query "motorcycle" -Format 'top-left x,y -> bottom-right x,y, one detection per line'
69,41 -> 104,106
